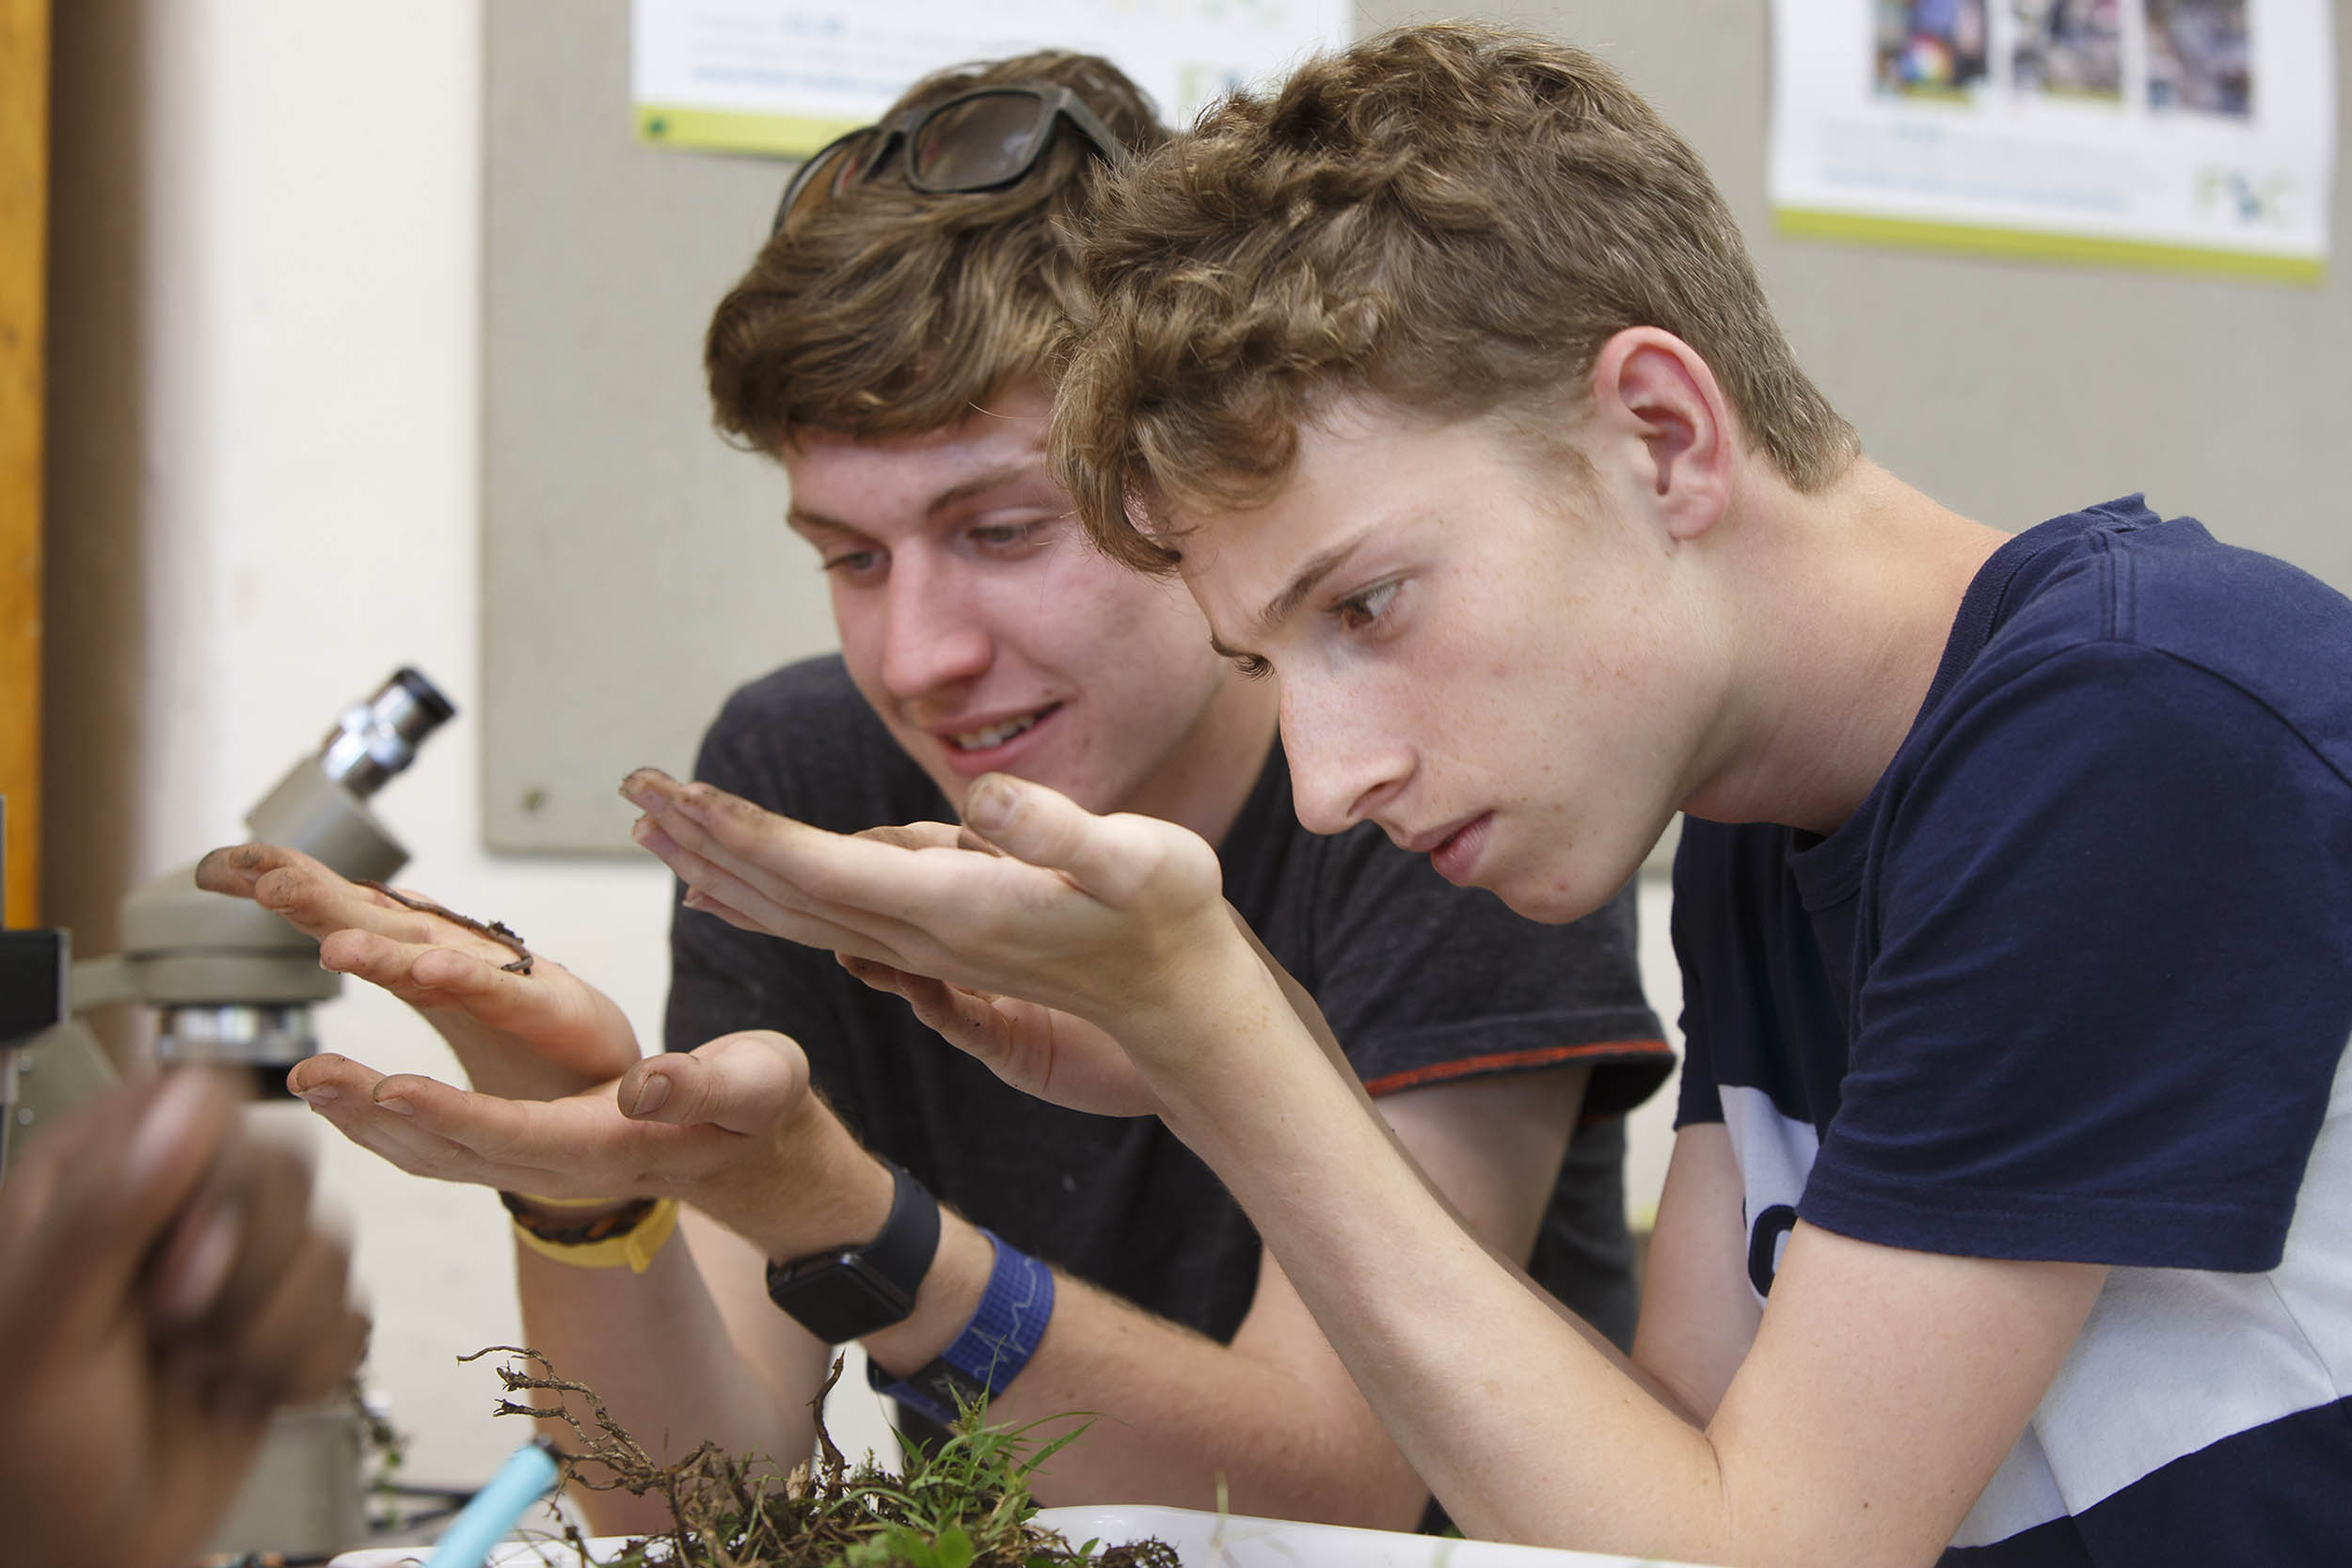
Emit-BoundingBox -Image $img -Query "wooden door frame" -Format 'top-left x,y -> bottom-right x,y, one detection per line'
1,0 -> 48,926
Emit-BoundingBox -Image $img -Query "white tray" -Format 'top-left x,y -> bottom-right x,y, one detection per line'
328,1503 -> 1703,1566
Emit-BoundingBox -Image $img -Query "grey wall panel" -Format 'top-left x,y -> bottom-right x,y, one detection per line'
485,0 -> 2348,854
483,0 -> 831,852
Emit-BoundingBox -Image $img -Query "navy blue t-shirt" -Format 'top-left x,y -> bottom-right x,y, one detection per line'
1674,499 -> 2352,1564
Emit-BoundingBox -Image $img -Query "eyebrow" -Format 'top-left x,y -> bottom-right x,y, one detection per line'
1203,527 -> 1377,661
1261,528 -> 1380,634
786,460 -> 1052,538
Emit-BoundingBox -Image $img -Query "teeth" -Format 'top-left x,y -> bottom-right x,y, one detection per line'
949,714 -> 1041,752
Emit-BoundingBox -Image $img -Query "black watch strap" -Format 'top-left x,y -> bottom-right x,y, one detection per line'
764,1163 -> 941,1343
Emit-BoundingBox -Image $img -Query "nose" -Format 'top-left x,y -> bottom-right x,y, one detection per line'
878,552 -> 993,700
1279,680 -> 1411,837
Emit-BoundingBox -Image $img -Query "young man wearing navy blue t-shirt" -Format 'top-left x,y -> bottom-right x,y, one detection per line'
617,24 -> 2352,1567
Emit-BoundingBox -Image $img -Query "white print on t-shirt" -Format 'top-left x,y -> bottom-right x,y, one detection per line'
1720,1084 -> 1818,1302
1720,1045 -> 2352,1548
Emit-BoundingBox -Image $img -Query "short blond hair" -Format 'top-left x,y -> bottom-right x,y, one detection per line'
705,52 -> 1165,449
1052,23 -> 1859,568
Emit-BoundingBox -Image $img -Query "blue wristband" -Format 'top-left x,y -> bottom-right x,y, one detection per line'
870,1229 -> 1055,1426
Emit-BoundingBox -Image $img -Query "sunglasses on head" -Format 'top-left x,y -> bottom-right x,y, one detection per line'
771,82 -> 1131,236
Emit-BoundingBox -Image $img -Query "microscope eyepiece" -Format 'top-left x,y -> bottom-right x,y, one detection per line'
390,666 -> 457,725
318,668 -> 457,798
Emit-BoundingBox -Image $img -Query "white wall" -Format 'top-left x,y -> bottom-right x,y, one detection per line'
84,0 -> 1686,1503
106,0 -> 678,1490
83,0 -> 980,1495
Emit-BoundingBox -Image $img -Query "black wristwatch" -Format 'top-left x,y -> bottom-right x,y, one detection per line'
765,1163 -> 941,1342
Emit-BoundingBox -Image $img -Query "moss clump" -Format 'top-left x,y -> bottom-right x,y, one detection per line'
465,1348 -> 1181,1568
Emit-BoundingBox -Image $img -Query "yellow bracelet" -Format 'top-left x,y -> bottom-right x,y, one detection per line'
517,1192 -> 635,1209
509,1196 -> 680,1274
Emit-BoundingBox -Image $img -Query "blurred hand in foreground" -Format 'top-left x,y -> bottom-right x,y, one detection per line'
0,1070 -> 369,1568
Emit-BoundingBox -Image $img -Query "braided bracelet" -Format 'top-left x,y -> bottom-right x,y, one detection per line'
500,1191 -> 679,1274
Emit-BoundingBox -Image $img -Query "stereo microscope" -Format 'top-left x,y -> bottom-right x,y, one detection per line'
0,666 -> 453,1559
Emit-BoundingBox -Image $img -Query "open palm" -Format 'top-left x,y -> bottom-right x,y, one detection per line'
197,843 -> 641,1100
620,768 -> 1239,1038
285,1030 -> 887,1259
838,956 -> 1162,1117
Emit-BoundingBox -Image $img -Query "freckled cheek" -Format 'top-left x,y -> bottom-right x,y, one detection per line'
1422,635 -> 1570,796
1275,676 -> 1348,758
831,614 -> 892,705
1009,568 -> 1150,665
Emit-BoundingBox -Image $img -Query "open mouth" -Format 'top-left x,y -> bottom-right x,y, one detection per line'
946,704 -> 1060,753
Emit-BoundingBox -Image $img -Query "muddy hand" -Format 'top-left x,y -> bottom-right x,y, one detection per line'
619,768 -> 1237,1035
837,952 -> 1160,1117
288,1033 -> 888,1259
197,843 -> 640,1100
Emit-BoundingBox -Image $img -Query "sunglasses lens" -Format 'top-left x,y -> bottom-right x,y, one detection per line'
913,91 -> 1052,190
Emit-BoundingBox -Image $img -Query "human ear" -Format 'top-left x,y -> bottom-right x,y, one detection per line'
1588,327 -> 1733,542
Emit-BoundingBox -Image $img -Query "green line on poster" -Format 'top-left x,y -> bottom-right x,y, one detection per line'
1775,208 -> 2326,286
633,104 -> 860,159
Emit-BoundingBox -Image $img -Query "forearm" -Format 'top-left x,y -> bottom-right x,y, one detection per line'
860,1211 -> 1424,1528
1205,1100 -> 2094,1568
515,1215 -> 825,1535
1139,963 -> 1732,1557
848,924 -> 1689,1535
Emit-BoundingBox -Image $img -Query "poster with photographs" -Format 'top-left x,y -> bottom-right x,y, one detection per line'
629,0 -> 1349,159
1773,1 -> 2332,280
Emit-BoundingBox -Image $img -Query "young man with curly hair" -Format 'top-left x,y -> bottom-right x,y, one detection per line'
199,48 -> 1670,1536
609,23 -> 2352,1566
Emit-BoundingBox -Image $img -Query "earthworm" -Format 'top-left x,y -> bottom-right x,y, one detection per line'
358,880 -> 537,974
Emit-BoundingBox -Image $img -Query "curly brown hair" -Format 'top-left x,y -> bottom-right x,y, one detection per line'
705,52 -> 1165,450
1051,22 -> 1860,571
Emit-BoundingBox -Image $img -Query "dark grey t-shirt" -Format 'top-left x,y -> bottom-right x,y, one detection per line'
665,656 -> 1671,1367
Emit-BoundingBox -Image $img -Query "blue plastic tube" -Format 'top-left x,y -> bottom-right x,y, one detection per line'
423,1436 -> 564,1568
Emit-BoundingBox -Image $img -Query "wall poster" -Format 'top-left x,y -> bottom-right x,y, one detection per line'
630,0 -> 1350,160
1771,1 -> 2335,281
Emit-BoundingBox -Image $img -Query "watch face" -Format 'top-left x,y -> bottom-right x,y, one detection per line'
767,1253 -> 918,1344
